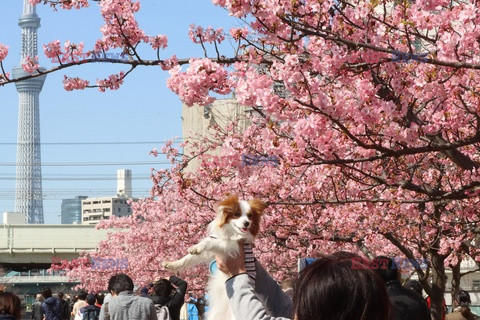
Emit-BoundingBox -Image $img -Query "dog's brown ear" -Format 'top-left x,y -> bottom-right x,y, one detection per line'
218,194 -> 239,207
248,198 -> 268,215
217,194 -> 240,227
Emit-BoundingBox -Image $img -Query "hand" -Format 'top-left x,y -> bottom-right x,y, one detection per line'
215,245 -> 246,277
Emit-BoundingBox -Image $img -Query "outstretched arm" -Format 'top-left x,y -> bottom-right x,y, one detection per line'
226,274 -> 290,320
166,275 -> 188,309
254,261 -> 293,318
216,244 -> 293,320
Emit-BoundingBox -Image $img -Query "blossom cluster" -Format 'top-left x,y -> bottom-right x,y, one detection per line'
0,44 -> 8,62
22,0 -> 480,306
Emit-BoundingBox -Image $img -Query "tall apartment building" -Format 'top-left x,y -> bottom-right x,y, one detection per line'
182,97 -> 254,170
81,169 -> 137,225
61,196 -> 87,224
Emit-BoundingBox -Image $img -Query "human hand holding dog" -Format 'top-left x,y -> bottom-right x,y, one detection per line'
215,243 -> 246,278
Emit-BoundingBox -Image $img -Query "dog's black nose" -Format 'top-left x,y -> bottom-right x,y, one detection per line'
243,221 -> 250,227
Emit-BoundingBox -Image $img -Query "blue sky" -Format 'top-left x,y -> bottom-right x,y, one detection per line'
0,1 -> 239,223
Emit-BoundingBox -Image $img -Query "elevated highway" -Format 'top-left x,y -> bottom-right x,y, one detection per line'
0,224 -> 109,270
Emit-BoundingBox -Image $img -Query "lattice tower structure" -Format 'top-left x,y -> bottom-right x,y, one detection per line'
12,1 -> 47,224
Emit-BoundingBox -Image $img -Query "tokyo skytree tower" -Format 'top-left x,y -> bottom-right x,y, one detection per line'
12,0 -> 47,224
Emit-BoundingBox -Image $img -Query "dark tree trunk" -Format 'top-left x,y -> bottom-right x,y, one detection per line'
429,252 -> 447,320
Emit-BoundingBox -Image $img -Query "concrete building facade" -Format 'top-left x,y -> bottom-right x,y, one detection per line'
81,196 -> 133,225
81,169 -> 136,225
182,97 -> 253,170
2,212 -> 26,225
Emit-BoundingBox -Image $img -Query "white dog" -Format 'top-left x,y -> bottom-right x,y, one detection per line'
162,194 -> 267,320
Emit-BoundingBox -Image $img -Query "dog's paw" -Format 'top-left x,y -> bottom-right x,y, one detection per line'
162,261 -> 179,271
188,243 -> 206,255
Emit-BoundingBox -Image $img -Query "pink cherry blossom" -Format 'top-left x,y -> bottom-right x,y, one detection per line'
159,55 -> 178,71
189,24 -> 225,44
63,75 -> 89,91
43,40 -> 61,59
21,56 -> 39,73
96,71 -> 125,92
167,58 -> 231,106
0,44 -> 8,62
63,41 -> 85,62
229,27 -> 249,40
150,35 -> 168,50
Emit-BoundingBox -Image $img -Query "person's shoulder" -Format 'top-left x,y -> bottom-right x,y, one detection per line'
445,311 -> 462,320
135,296 -> 154,305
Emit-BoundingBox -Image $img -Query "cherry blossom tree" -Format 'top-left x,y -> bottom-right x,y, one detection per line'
5,1 -> 480,319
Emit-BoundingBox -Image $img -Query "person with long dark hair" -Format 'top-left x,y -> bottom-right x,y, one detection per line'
216,247 -> 391,320
446,290 -> 479,320
0,292 -> 22,320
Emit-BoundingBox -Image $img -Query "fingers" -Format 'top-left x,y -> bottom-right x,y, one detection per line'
215,250 -> 247,277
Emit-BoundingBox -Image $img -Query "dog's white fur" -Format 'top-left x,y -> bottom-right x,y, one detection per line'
162,195 -> 266,320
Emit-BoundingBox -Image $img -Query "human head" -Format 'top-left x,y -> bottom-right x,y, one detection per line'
86,294 -> 96,306
293,254 -> 390,320
78,290 -> 87,300
57,292 -> 64,300
405,280 -> 422,295
154,279 -> 173,298
95,293 -> 105,305
371,256 -> 398,282
456,290 -> 471,306
35,294 -> 43,301
455,290 -> 474,318
0,292 -> 22,320
108,273 -> 134,295
42,287 -> 52,299
140,286 -> 149,297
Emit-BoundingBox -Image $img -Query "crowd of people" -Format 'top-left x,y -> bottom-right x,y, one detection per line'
0,249 -> 479,320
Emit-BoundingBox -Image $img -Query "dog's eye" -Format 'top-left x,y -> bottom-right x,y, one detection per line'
247,213 -> 252,219
234,212 -> 241,217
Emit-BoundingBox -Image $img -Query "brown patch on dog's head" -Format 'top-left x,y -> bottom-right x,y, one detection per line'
247,199 -> 267,237
217,194 -> 241,228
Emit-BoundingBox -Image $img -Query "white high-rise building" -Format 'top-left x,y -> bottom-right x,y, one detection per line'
116,169 -> 132,198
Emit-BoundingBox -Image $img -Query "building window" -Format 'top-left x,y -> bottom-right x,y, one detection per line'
473,280 -> 480,290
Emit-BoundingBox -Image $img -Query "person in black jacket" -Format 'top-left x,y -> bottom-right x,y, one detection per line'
150,276 -> 187,320
372,256 -> 431,320
79,294 -> 100,320
57,292 -> 70,320
41,288 -> 63,320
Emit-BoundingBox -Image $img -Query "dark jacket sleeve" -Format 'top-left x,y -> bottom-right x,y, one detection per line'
166,276 -> 188,309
